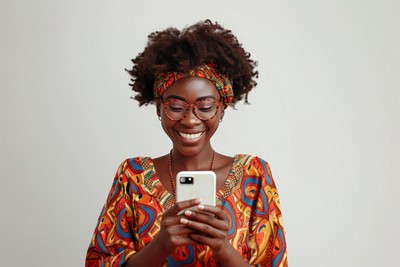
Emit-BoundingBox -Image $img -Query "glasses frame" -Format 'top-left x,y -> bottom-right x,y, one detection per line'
161,98 -> 222,121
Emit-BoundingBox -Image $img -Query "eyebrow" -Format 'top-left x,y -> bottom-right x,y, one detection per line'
164,95 -> 218,101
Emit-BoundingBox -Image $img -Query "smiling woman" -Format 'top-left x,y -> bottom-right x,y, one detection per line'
158,77 -> 222,158
85,20 -> 288,267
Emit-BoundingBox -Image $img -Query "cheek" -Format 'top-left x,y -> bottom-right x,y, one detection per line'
160,113 -> 175,134
206,117 -> 222,133
160,118 -> 169,133
207,109 -> 223,125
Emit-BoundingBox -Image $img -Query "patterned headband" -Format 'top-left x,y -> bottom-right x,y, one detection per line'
153,63 -> 234,107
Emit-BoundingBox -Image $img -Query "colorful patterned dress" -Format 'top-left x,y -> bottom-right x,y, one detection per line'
85,155 -> 288,267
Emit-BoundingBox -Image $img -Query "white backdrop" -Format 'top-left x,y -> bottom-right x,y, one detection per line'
1,1 -> 399,266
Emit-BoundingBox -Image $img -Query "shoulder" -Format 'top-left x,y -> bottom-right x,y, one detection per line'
116,156 -> 153,175
235,154 -> 275,186
234,154 -> 269,169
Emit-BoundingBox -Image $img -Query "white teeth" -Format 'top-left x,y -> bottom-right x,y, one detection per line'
179,132 -> 203,140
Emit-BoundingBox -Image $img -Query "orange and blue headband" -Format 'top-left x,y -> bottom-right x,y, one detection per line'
153,64 -> 234,107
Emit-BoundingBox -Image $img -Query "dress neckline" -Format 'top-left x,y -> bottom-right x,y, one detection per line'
139,154 -> 251,209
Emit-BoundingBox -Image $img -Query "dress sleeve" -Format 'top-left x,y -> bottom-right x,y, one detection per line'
247,157 -> 288,267
85,160 -> 136,267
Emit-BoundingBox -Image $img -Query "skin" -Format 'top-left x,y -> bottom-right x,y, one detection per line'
159,76 -> 223,161
124,77 -> 250,267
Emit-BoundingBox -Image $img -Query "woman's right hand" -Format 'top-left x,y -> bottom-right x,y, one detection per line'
124,198 -> 202,267
153,198 -> 202,254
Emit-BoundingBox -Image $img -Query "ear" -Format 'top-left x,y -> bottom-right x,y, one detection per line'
220,108 -> 225,121
156,101 -> 161,117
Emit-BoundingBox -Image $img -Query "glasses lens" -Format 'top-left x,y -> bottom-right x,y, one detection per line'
194,99 -> 218,120
164,99 -> 219,121
165,99 -> 187,120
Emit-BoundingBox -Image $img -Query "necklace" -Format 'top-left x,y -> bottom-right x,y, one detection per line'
168,149 -> 216,199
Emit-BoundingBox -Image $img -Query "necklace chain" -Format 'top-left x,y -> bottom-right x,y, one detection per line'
168,150 -> 216,199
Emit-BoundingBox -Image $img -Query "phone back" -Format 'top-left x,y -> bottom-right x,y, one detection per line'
176,171 -> 216,206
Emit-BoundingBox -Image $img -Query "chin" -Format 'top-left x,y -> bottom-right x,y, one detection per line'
172,144 -> 207,157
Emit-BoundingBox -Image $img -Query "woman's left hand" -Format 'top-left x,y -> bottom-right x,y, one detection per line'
179,204 -> 232,260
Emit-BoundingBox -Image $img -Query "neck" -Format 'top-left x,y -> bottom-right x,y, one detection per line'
170,147 -> 216,171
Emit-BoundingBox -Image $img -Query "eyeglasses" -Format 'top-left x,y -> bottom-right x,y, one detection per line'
162,98 -> 222,121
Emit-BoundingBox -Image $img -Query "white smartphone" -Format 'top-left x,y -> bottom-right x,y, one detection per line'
176,171 -> 216,207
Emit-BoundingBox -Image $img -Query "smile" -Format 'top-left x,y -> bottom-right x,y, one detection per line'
178,132 -> 204,140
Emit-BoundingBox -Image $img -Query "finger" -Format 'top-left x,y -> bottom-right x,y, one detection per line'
187,233 -> 217,246
170,233 -> 200,247
174,227 -> 204,239
161,213 -> 197,229
196,204 -> 230,221
179,217 -> 227,238
182,206 -> 230,230
163,198 -> 201,217
182,209 -> 225,229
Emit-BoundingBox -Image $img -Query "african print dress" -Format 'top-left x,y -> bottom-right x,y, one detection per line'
85,155 -> 288,267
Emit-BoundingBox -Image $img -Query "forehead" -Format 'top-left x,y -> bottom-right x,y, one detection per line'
162,76 -> 220,101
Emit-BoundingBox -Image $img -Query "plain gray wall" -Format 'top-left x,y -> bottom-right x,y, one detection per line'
1,0 -> 399,266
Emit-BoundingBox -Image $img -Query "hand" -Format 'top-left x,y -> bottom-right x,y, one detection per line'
154,198 -> 202,254
179,204 -> 232,259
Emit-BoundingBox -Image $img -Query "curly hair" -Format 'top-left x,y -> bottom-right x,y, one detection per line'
126,20 -> 258,106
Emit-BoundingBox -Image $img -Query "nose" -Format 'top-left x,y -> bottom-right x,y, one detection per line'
180,105 -> 201,125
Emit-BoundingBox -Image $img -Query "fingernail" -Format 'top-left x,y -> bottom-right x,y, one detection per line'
184,210 -> 193,216
194,198 -> 201,204
180,218 -> 189,224
197,204 -> 205,210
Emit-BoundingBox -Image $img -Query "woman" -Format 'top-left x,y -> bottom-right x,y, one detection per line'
85,20 -> 288,267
